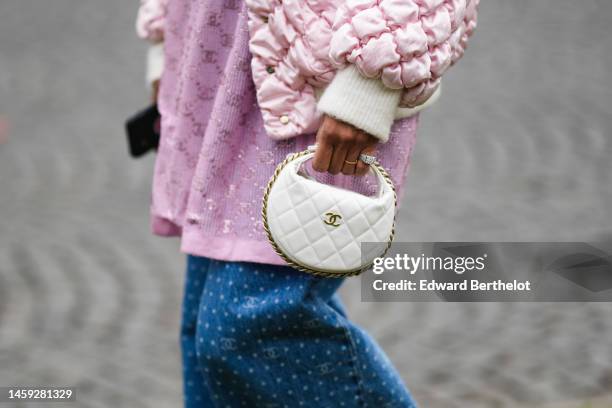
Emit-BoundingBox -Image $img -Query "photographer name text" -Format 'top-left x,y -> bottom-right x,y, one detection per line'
373,279 -> 531,292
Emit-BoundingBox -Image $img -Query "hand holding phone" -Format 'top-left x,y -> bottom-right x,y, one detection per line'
125,104 -> 160,158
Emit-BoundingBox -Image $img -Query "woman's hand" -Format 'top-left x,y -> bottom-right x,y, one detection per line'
312,115 -> 378,176
151,79 -> 161,103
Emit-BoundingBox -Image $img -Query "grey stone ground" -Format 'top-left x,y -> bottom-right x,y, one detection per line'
1,1 -> 612,407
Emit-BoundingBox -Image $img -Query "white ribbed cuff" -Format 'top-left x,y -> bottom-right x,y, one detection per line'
146,42 -> 164,87
317,66 -> 401,143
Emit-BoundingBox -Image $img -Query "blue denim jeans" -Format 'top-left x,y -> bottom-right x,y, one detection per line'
180,255 -> 417,408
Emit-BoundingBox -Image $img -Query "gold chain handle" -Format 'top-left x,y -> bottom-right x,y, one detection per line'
261,149 -> 398,278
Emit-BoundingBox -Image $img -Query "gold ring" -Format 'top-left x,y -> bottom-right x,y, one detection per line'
344,159 -> 358,165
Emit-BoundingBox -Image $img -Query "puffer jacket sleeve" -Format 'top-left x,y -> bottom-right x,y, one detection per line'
318,0 -> 479,141
136,0 -> 168,86
330,0 -> 479,106
136,0 -> 167,42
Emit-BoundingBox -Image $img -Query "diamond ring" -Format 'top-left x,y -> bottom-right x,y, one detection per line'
359,153 -> 376,165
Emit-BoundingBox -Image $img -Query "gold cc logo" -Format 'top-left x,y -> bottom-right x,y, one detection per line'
323,212 -> 342,227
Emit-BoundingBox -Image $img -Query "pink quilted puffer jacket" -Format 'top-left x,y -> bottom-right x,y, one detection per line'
138,0 -> 479,141
246,0 -> 479,140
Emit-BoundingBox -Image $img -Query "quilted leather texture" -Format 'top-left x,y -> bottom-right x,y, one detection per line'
266,154 -> 395,274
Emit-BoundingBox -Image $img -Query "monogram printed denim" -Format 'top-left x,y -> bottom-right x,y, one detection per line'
180,255 -> 418,407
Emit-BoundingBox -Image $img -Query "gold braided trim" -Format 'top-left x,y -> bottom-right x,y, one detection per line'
261,149 -> 397,279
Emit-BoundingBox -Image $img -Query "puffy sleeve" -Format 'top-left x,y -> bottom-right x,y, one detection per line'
136,0 -> 168,43
317,0 -> 479,141
136,0 -> 168,86
328,0 -> 479,107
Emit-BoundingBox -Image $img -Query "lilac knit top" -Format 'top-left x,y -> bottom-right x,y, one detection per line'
151,0 -> 419,265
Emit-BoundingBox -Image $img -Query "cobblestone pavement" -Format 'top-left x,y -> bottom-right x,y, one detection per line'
1,1 -> 612,407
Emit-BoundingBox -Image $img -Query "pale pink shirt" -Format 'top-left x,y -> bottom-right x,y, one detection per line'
149,0 -> 419,265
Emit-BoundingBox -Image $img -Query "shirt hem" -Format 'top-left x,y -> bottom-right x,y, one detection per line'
151,213 -> 288,266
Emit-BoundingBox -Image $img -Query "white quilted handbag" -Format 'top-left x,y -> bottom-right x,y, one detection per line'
262,147 -> 397,277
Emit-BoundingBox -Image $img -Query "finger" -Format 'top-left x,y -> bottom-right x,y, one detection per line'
329,143 -> 349,175
312,131 -> 333,173
356,145 -> 376,177
342,143 -> 362,175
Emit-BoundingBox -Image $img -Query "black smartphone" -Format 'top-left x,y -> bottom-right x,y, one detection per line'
125,104 -> 161,158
